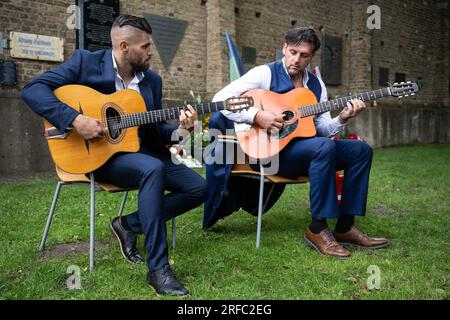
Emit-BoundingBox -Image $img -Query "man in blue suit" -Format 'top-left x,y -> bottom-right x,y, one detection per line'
22,15 -> 208,296
205,27 -> 388,258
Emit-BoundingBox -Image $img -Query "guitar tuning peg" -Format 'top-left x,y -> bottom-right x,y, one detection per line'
400,82 -> 405,84
398,96 -> 403,99
407,81 -> 411,83
411,93 -> 415,96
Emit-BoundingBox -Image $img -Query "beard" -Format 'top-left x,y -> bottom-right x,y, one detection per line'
287,65 -> 303,77
132,60 -> 150,72
128,53 -> 150,72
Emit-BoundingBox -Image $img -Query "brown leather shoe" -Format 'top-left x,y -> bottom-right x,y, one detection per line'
304,228 -> 351,259
333,225 -> 389,249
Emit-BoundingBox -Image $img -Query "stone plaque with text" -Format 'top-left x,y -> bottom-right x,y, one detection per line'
321,35 -> 342,86
77,0 -> 119,51
10,32 -> 64,62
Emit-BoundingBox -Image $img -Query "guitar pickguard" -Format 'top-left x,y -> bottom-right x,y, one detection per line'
278,119 -> 298,139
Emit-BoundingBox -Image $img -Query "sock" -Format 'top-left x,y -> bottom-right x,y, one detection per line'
335,214 -> 355,233
309,218 -> 328,234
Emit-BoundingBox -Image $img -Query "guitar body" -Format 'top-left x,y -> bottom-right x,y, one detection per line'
46,85 -> 146,174
236,88 -> 318,159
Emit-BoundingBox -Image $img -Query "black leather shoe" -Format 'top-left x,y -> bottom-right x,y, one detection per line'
109,216 -> 144,263
147,266 -> 189,296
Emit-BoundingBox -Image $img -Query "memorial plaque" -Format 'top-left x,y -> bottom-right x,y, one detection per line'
321,35 -> 342,85
379,67 -> 389,86
416,76 -> 424,90
143,13 -> 188,70
395,72 -> 406,83
242,46 -> 256,64
10,32 -> 64,62
275,49 -> 283,60
77,0 -> 119,51
242,46 -> 256,72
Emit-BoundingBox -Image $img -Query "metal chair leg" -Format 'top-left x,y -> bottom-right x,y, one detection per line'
172,218 -> 176,249
118,191 -> 128,217
39,181 -> 64,251
256,163 -> 265,249
262,185 -> 275,213
89,173 -> 95,273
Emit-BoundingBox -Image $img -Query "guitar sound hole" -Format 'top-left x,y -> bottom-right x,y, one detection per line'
105,107 -> 122,139
282,110 -> 295,121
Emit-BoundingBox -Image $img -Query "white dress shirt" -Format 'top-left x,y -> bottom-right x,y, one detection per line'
112,52 -> 145,93
213,59 -> 345,137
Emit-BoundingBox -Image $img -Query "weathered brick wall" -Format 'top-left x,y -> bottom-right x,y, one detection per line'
0,0 -> 208,102
349,0 -> 450,146
121,0 -> 209,104
0,0 -> 449,175
233,0 -> 449,147
0,0 -> 76,87
1,0 -> 448,103
205,0 -> 235,97
0,0 -> 76,175
235,0 -> 354,97
370,0 -> 450,107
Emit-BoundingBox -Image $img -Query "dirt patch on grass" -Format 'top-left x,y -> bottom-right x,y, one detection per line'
37,241 -> 110,260
372,206 -> 397,216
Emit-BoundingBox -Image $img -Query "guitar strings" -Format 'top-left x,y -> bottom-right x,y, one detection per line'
93,101 -> 234,129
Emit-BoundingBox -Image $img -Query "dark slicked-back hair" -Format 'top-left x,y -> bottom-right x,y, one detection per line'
285,27 -> 320,52
112,15 -> 152,34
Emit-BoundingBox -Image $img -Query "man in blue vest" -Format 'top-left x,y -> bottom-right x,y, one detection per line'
22,15 -> 208,295
204,27 -> 388,258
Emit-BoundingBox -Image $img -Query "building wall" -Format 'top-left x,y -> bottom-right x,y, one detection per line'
0,0 -> 76,175
0,0 -> 449,175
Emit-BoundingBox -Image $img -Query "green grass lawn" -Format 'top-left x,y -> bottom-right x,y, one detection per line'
0,144 -> 449,300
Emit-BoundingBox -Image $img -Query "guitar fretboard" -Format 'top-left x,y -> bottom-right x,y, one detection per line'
111,101 -> 226,130
299,87 -> 391,117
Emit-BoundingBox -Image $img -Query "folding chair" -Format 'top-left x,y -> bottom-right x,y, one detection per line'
38,166 -> 176,272
218,135 -> 309,249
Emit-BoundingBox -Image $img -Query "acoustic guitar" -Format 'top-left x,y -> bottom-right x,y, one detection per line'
45,85 -> 252,174
236,82 -> 419,159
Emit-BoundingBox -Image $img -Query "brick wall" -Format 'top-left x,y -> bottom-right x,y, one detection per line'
0,0 -> 449,175
371,0 -> 450,107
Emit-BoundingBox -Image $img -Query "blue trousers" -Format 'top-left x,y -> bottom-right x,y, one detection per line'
95,146 -> 208,271
276,137 -> 373,219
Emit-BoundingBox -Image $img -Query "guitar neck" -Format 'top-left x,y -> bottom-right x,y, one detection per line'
116,101 -> 226,129
299,87 -> 392,117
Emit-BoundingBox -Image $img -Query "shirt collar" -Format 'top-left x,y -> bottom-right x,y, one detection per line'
281,57 -> 309,87
112,51 -> 145,82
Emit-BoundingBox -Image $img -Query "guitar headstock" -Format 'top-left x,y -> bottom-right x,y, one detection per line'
225,96 -> 254,112
390,81 -> 419,98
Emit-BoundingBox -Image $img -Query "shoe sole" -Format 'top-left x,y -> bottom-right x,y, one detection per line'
147,283 -> 162,297
338,242 -> 389,250
303,236 -> 351,260
147,282 -> 189,297
109,221 -> 142,264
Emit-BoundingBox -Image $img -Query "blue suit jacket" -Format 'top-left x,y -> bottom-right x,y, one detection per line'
21,49 -> 177,155
203,112 -> 285,229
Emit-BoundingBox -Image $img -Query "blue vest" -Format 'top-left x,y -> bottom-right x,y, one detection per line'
266,60 -> 322,101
